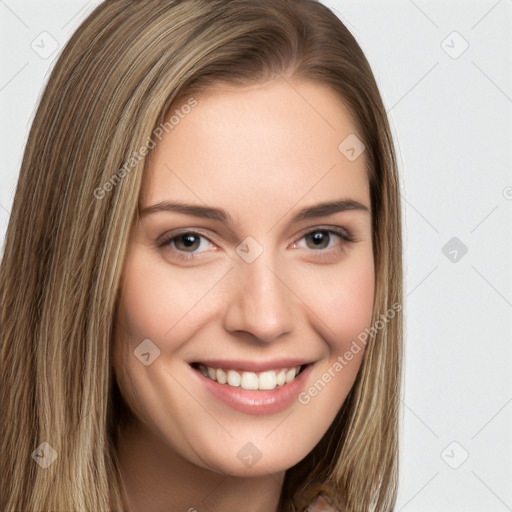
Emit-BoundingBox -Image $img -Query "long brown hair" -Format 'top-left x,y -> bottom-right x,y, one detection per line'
0,1 -> 403,510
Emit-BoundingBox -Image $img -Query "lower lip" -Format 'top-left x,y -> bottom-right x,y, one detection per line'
191,364 -> 313,415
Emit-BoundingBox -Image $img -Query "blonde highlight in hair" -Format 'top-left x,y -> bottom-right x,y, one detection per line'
0,1 -> 403,510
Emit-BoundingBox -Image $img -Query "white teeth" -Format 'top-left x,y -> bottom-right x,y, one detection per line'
258,371 -> 277,390
285,368 -> 297,383
198,364 -> 302,390
227,369 -> 241,387
216,368 -> 227,384
240,372 -> 259,390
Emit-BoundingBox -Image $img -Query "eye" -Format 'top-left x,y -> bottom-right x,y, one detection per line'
156,226 -> 354,263
292,227 -> 353,251
157,230 -> 217,260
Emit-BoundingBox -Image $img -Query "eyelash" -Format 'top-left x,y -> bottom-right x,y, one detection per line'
156,226 -> 354,262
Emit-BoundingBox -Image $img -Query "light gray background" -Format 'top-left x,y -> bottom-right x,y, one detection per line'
1,1 -> 511,511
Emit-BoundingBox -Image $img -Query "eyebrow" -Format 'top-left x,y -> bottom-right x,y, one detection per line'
139,199 -> 369,224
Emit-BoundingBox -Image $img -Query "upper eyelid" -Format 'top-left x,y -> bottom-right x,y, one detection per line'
294,224 -> 352,240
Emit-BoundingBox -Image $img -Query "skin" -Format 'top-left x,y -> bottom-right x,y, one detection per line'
113,79 -> 374,512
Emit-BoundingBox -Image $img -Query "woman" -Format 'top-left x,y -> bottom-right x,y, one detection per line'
0,0 -> 403,510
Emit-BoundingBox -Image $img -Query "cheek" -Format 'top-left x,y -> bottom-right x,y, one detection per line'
111,251 -> 191,414
292,253 -> 374,424
332,258 -> 375,342
114,248 -> 224,344
111,251 -> 206,442
295,250 -> 375,351
111,248 -> 228,420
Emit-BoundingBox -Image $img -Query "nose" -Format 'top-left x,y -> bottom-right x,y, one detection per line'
222,254 -> 296,343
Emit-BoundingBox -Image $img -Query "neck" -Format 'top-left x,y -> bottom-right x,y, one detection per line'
115,410 -> 284,512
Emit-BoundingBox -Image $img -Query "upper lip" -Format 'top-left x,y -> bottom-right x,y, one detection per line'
191,358 -> 313,372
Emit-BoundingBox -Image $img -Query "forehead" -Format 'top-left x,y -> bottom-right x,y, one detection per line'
141,80 -> 369,215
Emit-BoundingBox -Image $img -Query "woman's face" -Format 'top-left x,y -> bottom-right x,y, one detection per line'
113,79 -> 374,476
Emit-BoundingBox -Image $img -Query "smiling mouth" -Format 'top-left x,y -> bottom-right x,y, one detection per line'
191,363 -> 307,391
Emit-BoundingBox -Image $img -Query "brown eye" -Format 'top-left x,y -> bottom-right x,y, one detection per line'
157,231 -> 216,259
291,227 -> 353,255
304,230 -> 332,250
173,233 -> 202,252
